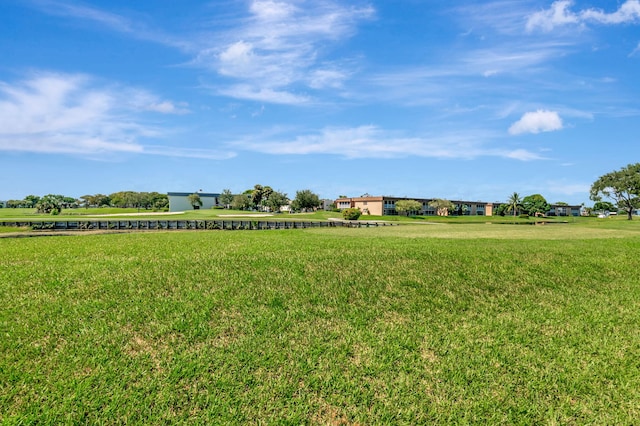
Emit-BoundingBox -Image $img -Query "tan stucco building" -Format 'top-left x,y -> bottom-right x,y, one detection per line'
335,196 -> 494,216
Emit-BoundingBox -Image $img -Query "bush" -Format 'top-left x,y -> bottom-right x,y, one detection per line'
342,208 -> 362,220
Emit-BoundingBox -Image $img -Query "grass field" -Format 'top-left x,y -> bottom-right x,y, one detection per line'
2,223 -> 640,423
0,207 -> 344,222
0,206 -> 589,223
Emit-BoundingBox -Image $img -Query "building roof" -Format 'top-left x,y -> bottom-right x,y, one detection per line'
167,192 -> 220,197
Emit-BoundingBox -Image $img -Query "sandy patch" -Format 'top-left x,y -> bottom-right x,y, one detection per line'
217,214 -> 273,217
86,211 -> 186,217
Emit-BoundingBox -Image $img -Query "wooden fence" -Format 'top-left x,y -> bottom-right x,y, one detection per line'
0,219 -> 394,232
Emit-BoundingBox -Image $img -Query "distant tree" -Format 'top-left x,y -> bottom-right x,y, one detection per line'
493,203 -> 508,216
91,194 -> 110,207
36,194 -> 64,215
187,193 -> 203,210
506,192 -> 522,217
23,195 -> 41,208
342,208 -> 362,220
231,194 -> 252,210
451,203 -> 470,216
261,186 -> 273,201
79,195 -> 94,208
219,189 -> 234,208
291,189 -> 321,212
153,197 -> 169,211
554,201 -> 568,206
593,201 -> 615,213
135,192 -> 151,210
265,190 -> 289,213
428,198 -> 454,216
148,192 -> 168,211
251,184 -> 265,207
109,191 -> 131,208
61,196 -> 78,208
522,194 -> 550,217
395,199 -> 422,216
590,163 -> 640,220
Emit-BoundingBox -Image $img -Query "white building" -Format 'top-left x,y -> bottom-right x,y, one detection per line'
167,192 -> 220,212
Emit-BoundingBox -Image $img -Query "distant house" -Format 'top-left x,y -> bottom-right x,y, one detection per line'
320,199 -> 335,211
547,204 -> 582,217
167,192 -> 221,212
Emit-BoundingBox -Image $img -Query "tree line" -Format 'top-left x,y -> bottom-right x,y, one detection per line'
185,185 -> 323,213
1,192 -> 169,214
497,163 -> 640,220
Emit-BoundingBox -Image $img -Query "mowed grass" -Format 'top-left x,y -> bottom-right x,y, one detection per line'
0,207 -> 343,222
2,225 -> 640,424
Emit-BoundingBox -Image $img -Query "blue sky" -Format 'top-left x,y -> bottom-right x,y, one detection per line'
1,0 -> 639,204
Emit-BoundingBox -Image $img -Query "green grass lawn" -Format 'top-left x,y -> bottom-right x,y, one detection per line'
0,207 -> 344,221
2,224 -> 640,423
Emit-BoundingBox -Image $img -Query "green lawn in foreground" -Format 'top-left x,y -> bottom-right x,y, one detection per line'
1,225 -> 640,423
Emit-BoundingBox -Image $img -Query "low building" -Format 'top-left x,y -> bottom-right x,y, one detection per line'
335,196 -> 494,216
167,192 -> 221,212
547,204 -> 583,217
320,199 -> 335,211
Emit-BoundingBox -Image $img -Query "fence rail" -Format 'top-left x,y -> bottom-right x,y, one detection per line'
0,219 -> 394,232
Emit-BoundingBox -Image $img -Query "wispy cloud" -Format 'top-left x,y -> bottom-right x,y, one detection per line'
0,72 -> 227,159
195,0 -> 375,103
527,0 -> 640,32
29,0 -> 188,48
509,110 -> 563,135
216,84 -> 311,105
230,125 -> 545,161
31,0 -> 375,105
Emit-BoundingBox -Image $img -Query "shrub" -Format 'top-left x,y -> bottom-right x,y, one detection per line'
342,208 -> 362,220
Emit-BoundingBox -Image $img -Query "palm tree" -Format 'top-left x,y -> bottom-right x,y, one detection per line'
506,192 -> 522,217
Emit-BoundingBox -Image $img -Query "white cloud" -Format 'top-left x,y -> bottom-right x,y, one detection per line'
30,0 -> 187,49
143,146 -> 236,160
196,0 -> 374,104
230,125 -> 544,161
580,0 -> 640,24
527,0 -> 640,32
27,1 -> 376,105
145,101 -> 190,114
502,149 -> 546,161
509,110 -> 563,135
0,72 -> 222,158
217,84 -> 310,105
249,0 -> 297,21
308,68 -> 349,89
526,1 -> 579,32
